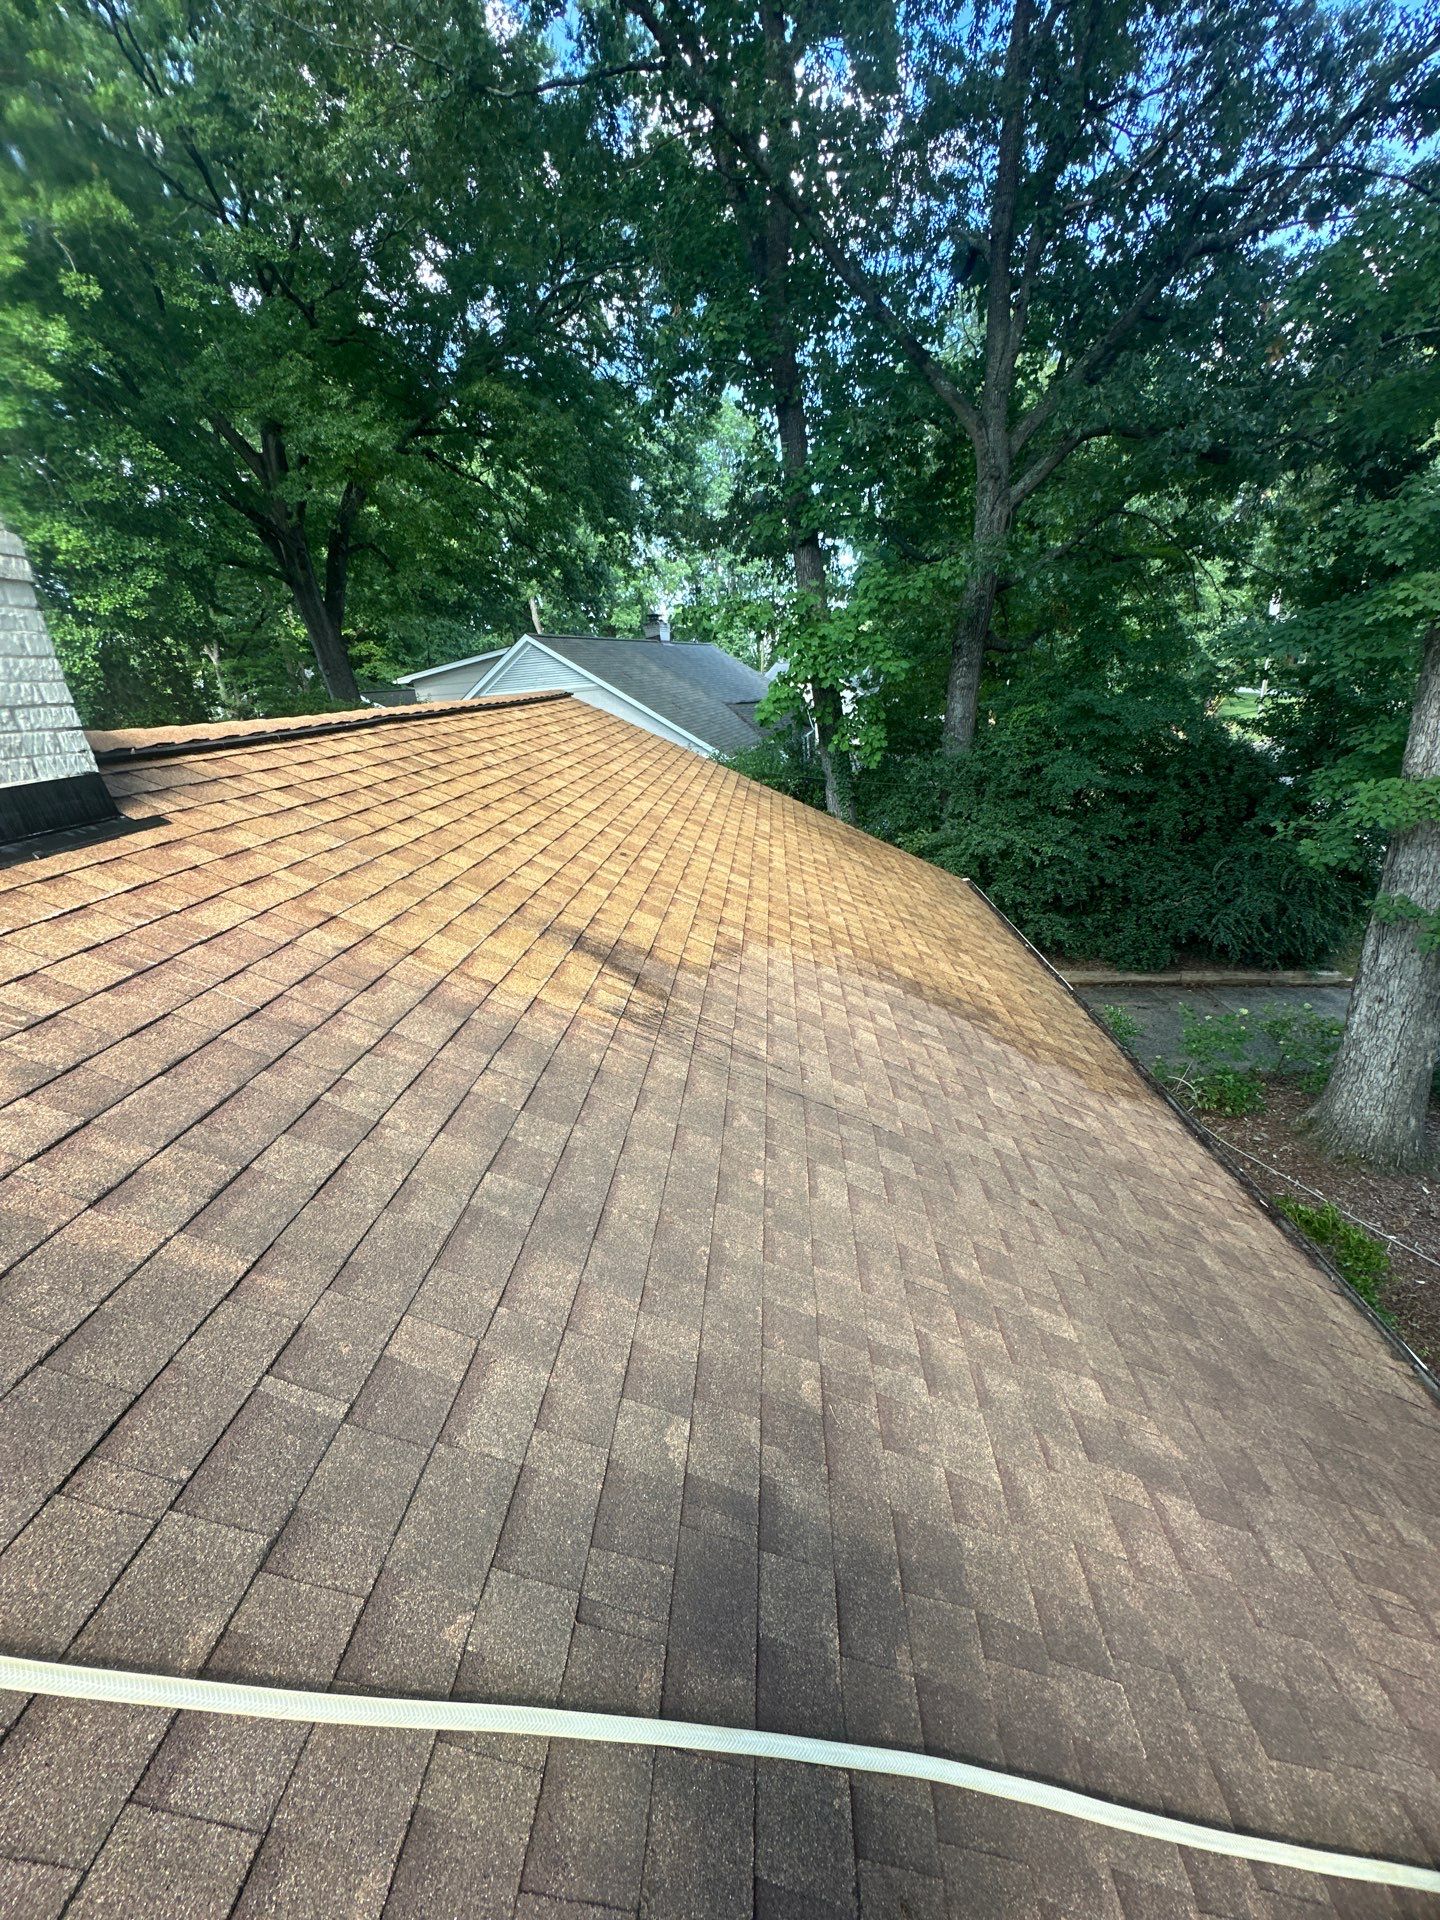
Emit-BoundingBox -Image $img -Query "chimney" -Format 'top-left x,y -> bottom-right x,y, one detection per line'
641,610 -> 671,645
0,523 -> 117,843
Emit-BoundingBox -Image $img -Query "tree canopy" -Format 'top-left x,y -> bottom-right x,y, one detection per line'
1,0 -> 647,709
3,0 -> 1439,1011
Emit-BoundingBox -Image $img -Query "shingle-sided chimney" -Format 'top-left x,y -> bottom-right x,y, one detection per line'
0,523 -> 117,843
641,610 -> 672,645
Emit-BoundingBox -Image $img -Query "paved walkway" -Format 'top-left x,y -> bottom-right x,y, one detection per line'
1074,983 -> 1352,1071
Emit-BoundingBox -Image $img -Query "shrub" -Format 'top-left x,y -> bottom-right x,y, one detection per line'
1099,1004 -> 1144,1048
1274,1197 -> 1393,1318
1186,1064 -> 1268,1115
1257,1003 -> 1344,1093
853,700 -> 1363,971
719,736 -> 825,809
1156,1006 -> 1267,1114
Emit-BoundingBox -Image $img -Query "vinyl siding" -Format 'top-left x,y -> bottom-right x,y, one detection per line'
408,655 -> 505,702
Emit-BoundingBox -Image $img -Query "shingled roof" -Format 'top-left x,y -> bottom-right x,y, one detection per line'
0,694 -> 1436,1918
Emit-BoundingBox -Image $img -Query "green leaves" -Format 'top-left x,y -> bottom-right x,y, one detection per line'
1371,891 -> 1440,956
1245,183 -> 1440,908
0,0 -> 646,717
1274,1198 -> 1393,1317
2,0 -> 1437,865
849,670 -> 1363,969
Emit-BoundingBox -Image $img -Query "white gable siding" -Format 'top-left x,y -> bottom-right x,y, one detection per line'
407,655 -> 505,702
476,641 -> 588,698
475,641 -> 705,753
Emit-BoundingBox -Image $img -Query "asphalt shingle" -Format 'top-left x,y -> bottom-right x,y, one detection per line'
0,692 -> 1436,1917
513,635 -> 770,753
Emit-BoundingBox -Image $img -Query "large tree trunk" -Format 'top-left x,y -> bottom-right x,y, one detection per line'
203,636 -> 234,717
939,0 -> 1030,755
941,465 -> 1010,754
773,349 -> 853,823
286,559 -> 361,706
1307,621 -> 1440,1170
212,413 -> 365,708
280,484 -> 366,707
260,426 -> 363,707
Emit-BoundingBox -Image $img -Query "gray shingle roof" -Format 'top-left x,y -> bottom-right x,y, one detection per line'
634,641 -> 771,705
527,636 -> 769,754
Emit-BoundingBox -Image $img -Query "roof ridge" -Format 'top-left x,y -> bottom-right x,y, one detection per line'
87,690 -> 572,766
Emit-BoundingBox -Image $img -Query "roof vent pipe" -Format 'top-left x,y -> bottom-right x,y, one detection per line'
642,611 -> 671,644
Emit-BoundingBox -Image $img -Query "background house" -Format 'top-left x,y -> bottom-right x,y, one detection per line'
411,614 -> 773,757
392,649 -> 508,703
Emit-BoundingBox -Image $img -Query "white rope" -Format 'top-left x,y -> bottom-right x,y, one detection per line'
1211,1135 -> 1440,1274
2,1655 -> 1436,1894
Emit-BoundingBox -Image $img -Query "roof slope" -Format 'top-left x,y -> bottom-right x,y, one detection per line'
630,638 -> 773,705
0,696 -> 1435,1919
496,635 -> 770,752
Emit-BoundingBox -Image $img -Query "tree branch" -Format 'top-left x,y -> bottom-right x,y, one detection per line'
1009,424 -> 1115,507
624,0 -> 987,455
1012,26 -> 1440,462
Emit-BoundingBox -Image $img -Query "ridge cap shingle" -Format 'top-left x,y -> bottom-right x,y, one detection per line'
87,690 -> 572,765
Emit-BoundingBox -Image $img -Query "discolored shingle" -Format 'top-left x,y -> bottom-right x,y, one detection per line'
0,693 -> 1435,1916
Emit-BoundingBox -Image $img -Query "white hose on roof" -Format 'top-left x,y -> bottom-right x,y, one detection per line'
2,1654 -> 1437,1894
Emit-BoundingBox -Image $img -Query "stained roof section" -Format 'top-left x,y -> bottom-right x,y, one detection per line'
0,696 -> 1436,1917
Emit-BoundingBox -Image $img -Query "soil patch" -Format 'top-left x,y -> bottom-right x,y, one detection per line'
1205,1083 -> 1440,1369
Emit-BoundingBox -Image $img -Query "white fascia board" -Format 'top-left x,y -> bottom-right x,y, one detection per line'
395,647 -> 506,686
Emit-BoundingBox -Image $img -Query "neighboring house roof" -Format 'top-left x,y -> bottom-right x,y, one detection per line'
0,695 -> 1436,1915
472,634 -> 770,754
395,648 -> 507,686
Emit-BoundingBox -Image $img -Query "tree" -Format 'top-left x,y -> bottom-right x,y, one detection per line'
1248,187 -> 1440,1168
616,0 -> 1440,749
729,0 -> 854,819
606,397 -> 795,669
1311,620 -> 1440,1170
614,0 -> 875,816
0,0 -> 642,710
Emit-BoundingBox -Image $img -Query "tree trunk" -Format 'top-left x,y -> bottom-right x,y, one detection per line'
294,481 -> 366,705
287,557 -> 361,706
809,683 -> 853,819
940,0 -> 1030,754
203,636 -> 234,717
1306,621 -> 1440,1170
941,464 -> 1011,754
753,0 -> 854,823
258,425 -> 363,707
776,383 -> 853,823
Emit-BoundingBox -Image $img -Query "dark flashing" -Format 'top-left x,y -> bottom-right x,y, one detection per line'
0,769 -> 118,844
961,876 -> 1440,1409
0,808 -> 164,869
91,690 -> 573,767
